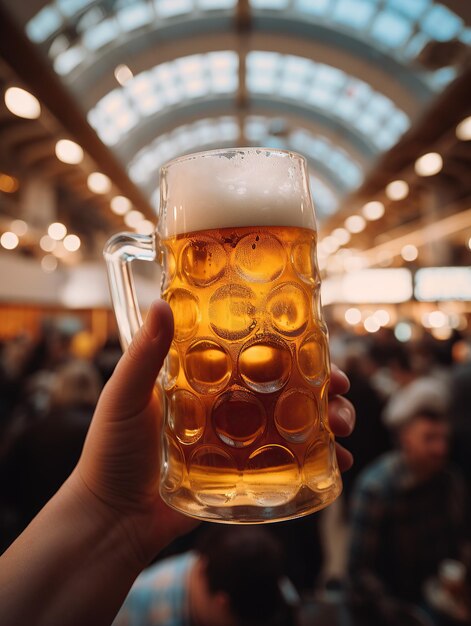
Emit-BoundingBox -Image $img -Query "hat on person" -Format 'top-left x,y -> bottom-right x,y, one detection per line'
382,377 -> 449,429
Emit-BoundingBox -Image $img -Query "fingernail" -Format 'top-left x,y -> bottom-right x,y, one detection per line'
339,406 -> 354,430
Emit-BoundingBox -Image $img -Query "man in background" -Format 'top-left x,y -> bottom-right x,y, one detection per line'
348,378 -> 467,625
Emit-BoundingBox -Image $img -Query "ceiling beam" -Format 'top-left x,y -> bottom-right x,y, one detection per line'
0,2 -> 154,218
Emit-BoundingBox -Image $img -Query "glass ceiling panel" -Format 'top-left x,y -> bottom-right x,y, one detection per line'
88,52 -> 238,145
25,0 -> 467,95
247,52 -> 409,151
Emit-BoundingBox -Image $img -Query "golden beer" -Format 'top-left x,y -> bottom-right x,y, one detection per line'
160,224 -> 341,522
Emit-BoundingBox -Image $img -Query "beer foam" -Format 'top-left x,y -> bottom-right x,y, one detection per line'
159,148 -> 317,238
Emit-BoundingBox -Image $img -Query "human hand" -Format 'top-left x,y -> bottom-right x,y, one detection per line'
71,301 -> 355,568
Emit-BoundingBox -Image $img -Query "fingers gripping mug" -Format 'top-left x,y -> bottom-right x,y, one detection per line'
105,148 -> 341,523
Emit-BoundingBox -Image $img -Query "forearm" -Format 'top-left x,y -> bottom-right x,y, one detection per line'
0,472 -> 146,626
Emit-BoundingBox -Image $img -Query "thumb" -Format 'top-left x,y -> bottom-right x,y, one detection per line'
98,300 -> 174,419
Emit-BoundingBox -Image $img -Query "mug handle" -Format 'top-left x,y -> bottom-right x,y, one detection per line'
103,232 -> 156,350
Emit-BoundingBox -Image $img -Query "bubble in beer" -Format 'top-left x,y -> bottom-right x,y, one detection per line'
298,331 -> 328,385
275,388 -> 319,443
267,282 -> 309,336
238,337 -> 291,393
181,237 -> 227,286
167,289 -> 200,342
164,344 -> 180,390
185,340 -> 231,394
234,232 -> 285,282
189,446 -> 239,505
169,389 -> 205,444
291,236 -> 317,284
244,445 -> 300,506
209,284 -> 257,341
304,433 -> 337,491
161,435 -> 185,493
212,389 -> 265,448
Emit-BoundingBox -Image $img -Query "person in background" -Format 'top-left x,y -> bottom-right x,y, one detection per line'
0,301 -> 355,626
0,359 -> 102,551
114,525 -> 299,626
348,377 -> 467,626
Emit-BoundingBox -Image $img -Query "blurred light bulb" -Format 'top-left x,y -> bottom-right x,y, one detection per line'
135,220 -> 154,235
415,152 -> 442,177
0,173 -> 19,193
362,201 -> 385,221
124,210 -> 144,228
373,309 -> 390,326
401,244 -> 418,262
55,139 -> 84,164
364,316 -> 380,333
87,172 -> 111,194
114,64 -> 133,86
429,310 -> 447,328
40,235 -> 57,252
395,322 -> 412,342
385,180 -> 409,201
111,195 -> 131,215
345,215 -> 366,233
345,308 -> 362,325
332,228 -> 351,245
48,222 -> 67,240
1,231 -> 19,250
10,219 -> 27,236
41,254 -> 58,273
4,87 -> 41,119
456,116 -> 471,141
63,234 -> 81,252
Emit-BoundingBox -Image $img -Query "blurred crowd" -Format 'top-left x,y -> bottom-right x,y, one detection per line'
0,316 -> 470,626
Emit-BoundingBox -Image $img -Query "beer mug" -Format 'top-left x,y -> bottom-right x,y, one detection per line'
105,148 -> 341,523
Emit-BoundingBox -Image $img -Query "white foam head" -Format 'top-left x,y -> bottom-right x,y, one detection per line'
158,148 -> 316,238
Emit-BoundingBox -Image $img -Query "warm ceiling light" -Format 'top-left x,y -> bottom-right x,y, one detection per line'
48,222 -> 67,240
41,254 -> 58,273
87,172 -> 112,194
456,116 -> 471,141
124,210 -> 144,228
63,234 -> 81,252
40,235 -> 56,252
55,139 -> 84,164
385,180 -> 409,201
10,219 -> 28,236
135,219 -> 155,235
345,215 -> 366,233
364,316 -> 380,333
1,231 -> 19,250
4,87 -> 41,119
345,307 -> 361,325
111,195 -> 131,215
401,244 -> 418,262
362,201 -> 385,221
0,173 -> 19,193
414,152 -> 443,177
331,228 -> 350,245
373,309 -> 390,327
114,64 -> 133,86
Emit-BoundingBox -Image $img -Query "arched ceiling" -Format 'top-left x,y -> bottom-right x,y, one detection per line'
1,0 -> 470,227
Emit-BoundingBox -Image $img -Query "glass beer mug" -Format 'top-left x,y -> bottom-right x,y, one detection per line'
105,148 -> 341,523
